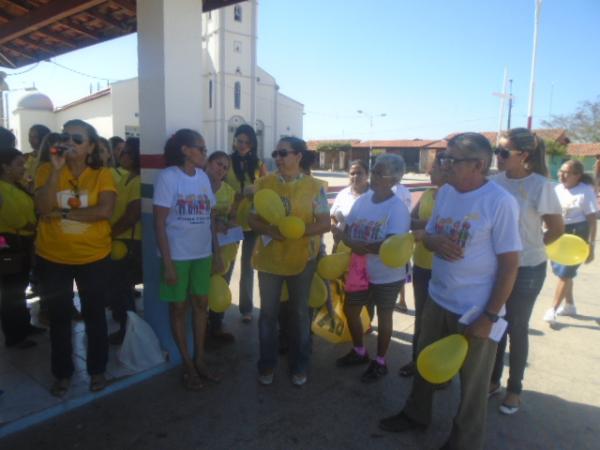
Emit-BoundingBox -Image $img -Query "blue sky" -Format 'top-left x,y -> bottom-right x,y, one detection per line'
4,0 -> 599,141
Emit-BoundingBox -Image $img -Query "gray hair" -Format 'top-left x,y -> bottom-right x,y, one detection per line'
447,132 -> 492,173
373,153 -> 405,182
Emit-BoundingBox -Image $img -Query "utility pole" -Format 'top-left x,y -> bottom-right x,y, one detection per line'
507,79 -> 514,129
527,0 -> 543,129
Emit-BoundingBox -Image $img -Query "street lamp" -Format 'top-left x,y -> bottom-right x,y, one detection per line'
357,109 -> 387,170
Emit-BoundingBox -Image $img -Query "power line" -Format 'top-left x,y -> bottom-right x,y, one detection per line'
45,59 -> 116,82
6,62 -> 39,76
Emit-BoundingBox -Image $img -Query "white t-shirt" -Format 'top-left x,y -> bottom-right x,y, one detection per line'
153,166 -> 216,261
330,186 -> 370,227
554,182 -> 598,225
491,172 -> 562,267
426,182 -> 522,315
392,183 -> 412,211
346,191 -> 411,284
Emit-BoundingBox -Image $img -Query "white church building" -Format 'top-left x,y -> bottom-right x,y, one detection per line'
10,1 -> 303,160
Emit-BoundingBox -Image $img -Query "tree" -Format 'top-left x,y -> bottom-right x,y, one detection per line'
542,96 -> 600,143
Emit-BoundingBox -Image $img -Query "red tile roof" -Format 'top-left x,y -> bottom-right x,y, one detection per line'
352,139 -> 436,149
307,139 -> 360,151
567,143 -> 600,157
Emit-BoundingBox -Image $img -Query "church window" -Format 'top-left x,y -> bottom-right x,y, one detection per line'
234,82 -> 241,109
209,79 -> 213,109
234,5 -> 242,22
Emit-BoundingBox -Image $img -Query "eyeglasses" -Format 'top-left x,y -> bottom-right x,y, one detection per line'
59,133 -> 85,145
494,147 -> 522,159
438,155 -> 480,166
271,149 -> 297,159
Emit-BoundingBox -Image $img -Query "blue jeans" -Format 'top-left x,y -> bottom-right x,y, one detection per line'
257,259 -> 317,375
491,261 -> 547,394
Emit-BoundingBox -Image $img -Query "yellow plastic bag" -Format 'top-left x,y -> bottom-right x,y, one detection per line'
311,280 -> 370,344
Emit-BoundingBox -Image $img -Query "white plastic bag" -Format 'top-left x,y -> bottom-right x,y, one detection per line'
117,311 -> 166,373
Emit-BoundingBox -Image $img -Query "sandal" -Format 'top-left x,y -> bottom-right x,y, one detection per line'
182,368 -> 204,391
195,361 -> 222,383
90,374 -> 108,392
50,378 -> 71,398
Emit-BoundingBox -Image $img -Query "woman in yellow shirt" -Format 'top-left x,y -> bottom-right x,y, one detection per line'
248,137 -> 330,386
225,125 -> 268,323
398,153 -> 446,377
35,119 -> 116,397
108,137 -> 141,345
206,151 -> 238,343
0,149 -> 42,348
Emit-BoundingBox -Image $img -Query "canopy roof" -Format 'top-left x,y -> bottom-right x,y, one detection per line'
0,0 -> 244,68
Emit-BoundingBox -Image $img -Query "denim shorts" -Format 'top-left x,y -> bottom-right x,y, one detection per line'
346,280 -> 404,310
551,221 -> 590,279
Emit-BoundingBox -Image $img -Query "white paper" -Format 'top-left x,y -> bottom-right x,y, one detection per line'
217,226 -> 244,247
458,306 -> 508,343
261,234 -> 273,247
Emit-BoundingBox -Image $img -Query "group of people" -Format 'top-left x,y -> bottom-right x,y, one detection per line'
0,122 -> 141,396
1,121 -> 597,449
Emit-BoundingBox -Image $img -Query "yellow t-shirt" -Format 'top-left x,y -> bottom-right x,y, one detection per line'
110,173 -> 141,240
0,180 -> 36,236
23,153 -> 38,187
214,181 -> 236,221
413,188 -> 436,270
225,160 -> 264,194
110,167 -> 128,185
35,163 -> 116,264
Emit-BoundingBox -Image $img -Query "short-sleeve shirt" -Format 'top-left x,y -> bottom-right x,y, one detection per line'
110,174 -> 141,240
330,186 -> 370,225
392,183 -> 412,211
214,181 -> 236,220
346,191 -> 411,284
426,182 -> 522,315
153,166 -> 216,261
554,182 -> 598,225
0,180 -> 35,236
491,172 -> 562,267
35,163 -> 116,264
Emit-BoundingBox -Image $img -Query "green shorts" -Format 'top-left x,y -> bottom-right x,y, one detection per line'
159,257 -> 212,302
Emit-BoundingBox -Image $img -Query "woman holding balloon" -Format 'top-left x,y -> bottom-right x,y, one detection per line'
488,128 -> 564,415
544,159 -> 597,323
225,125 -> 268,323
336,154 -> 411,383
248,137 -> 330,387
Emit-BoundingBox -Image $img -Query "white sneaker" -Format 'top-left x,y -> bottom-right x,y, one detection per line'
291,373 -> 307,387
556,304 -> 577,316
258,371 -> 274,386
543,308 -> 557,323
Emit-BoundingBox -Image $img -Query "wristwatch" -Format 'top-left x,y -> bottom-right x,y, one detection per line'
483,310 -> 499,323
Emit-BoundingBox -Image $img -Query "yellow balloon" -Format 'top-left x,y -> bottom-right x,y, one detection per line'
280,282 -> 289,302
317,253 -> 351,280
220,243 -> 238,266
309,275 -> 328,308
379,233 -> 415,268
417,334 -> 469,384
546,233 -> 590,266
254,189 -> 285,225
336,241 -> 351,254
208,275 -> 232,313
278,216 -> 306,240
236,197 -> 252,229
111,240 -> 128,260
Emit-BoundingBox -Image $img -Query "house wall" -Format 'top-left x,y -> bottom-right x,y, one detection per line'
55,95 -> 113,138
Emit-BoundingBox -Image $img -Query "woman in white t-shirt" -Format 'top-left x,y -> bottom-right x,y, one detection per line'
330,159 -> 370,250
336,154 -> 411,383
153,129 -> 222,391
544,160 -> 597,322
489,128 -> 564,415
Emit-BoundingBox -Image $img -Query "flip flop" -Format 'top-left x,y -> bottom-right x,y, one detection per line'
50,378 -> 71,398
182,369 -> 204,391
195,362 -> 222,383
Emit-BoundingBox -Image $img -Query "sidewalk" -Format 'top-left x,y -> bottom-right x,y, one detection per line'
1,231 -> 599,449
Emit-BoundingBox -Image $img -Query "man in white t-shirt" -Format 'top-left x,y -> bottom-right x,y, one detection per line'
380,133 -> 522,450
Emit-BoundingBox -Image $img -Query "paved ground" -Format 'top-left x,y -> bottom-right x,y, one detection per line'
2,173 -> 599,450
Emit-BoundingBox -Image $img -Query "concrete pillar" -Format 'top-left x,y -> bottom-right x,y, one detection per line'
137,0 -> 204,361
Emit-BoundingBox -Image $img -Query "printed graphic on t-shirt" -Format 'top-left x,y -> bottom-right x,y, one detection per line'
57,189 -> 90,234
433,213 -> 479,248
348,217 -> 387,242
175,193 -> 212,224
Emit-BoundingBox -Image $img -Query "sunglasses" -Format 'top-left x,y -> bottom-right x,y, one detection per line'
438,155 -> 480,166
494,147 -> 522,159
59,133 -> 85,145
271,149 -> 298,159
